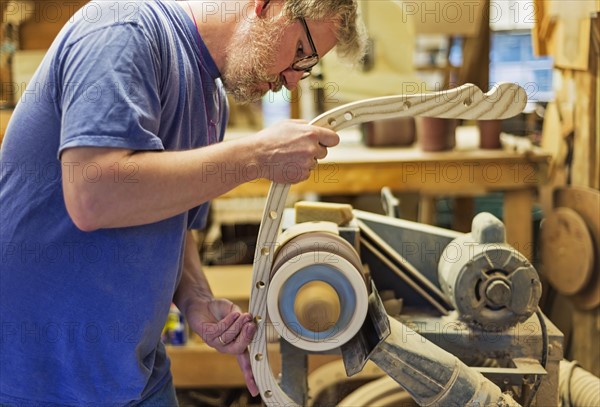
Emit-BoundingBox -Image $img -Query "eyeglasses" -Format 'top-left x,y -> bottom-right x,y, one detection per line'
291,18 -> 319,80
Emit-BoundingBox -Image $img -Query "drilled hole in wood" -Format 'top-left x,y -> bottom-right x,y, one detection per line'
269,210 -> 278,220
254,353 -> 263,361
264,390 -> 273,398
261,247 -> 270,256
344,111 -> 354,120
256,281 -> 266,289
328,118 -> 337,126
463,97 -> 472,107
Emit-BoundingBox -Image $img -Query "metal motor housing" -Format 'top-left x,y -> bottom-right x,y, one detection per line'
438,213 -> 542,330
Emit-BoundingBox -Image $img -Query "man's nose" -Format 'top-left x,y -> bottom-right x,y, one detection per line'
281,69 -> 304,90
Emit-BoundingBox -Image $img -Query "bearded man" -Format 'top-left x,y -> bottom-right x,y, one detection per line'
0,0 -> 366,405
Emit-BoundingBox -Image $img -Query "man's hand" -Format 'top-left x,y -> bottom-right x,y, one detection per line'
184,298 -> 259,396
250,120 -> 340,184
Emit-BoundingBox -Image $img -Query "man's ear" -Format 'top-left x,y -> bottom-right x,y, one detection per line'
254,0 -> 270,17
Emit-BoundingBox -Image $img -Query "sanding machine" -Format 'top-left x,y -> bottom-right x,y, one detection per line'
251,203 -> 561,406
245,83 -> 571,406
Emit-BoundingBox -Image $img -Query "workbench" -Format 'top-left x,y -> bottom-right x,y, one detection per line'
222,127 -> 551,261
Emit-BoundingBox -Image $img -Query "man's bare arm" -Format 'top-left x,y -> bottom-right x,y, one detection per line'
173,231 -> 213,315
61,120 -> 338,231
173,231 -> 259,396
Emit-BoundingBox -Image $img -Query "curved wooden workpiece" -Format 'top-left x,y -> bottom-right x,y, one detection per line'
309,81 -> 528,132
248,83 -> 527,406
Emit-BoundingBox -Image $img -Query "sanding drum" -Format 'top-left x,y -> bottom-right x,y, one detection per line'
266,222 -> 369,352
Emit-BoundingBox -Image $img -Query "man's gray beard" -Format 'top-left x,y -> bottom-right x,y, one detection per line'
222,18 -> 286,104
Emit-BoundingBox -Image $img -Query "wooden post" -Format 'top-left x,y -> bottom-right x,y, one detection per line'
452,197 -> 475,232
503,189 -> 533,261
418,196 -> 437,226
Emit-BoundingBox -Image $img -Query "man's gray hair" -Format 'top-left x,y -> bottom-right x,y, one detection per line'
281,0 -> 367,64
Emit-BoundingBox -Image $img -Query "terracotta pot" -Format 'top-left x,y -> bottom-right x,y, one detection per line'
478,120 -> 502,149
417,117 -> 457,152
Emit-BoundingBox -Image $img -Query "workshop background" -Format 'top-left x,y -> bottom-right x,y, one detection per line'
1,1 -> 598,406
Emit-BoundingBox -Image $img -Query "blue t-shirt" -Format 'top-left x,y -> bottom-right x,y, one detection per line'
0,1 -> 227,404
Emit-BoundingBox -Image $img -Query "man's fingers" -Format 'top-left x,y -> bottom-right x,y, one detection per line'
202,310 -> 243,345
311,128 -> 338,165
221,321 -> 256,354
215,313 -> 256,353
218,314 -> 254,347
315,145 -> 329,160
205,311 -> 239,343
237,351 -> 259,397
316,129 -> 340,148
